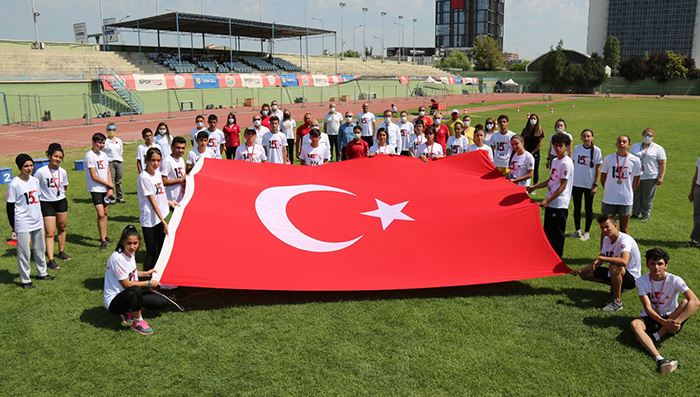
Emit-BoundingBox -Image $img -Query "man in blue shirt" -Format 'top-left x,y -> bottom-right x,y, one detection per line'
337,111 -> 356,161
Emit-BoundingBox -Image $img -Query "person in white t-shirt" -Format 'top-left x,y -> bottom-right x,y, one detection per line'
35,143 -> 70,270
324,103 -> 344,160
186,131 -> 219,173
507,135 -> 535,187
262,116 -> 288,164
357,102 -> 376,147
235,127 -> 268,163
689,157 -> 700,245
138,147 -> 178,272
570,129 -> 603,241
6,154 -> 55,288
300,128 -> 330,166
570,214 -> 642,313
302,119 -> 331,155
154,122 -> 173,159
161,136 -> 187,204
103,225 -> 168,335
600,134 -> 642,235
527,132 -> 574,258
630,127 -> 667,221
270,100 -> 284,120
491,114 -> 516,175
85,133 -> 114,252
205,114 -> 226,158
466,124 -> 494,163
103,122 -> 125,203
397,111 -> 414,156
415,126 -> 443,162
446,122 -> 470,156
136,128 -> 155,174
408,119 -> 427,158
546,118 -> 573,168
189,114 -> 207,147
630,248 -> 699,374
251,114 -> 271,146
368,127 -> 397,156
281,109 -> 297,163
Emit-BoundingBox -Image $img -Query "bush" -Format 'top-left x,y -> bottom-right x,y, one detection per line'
436,50 -> 473,71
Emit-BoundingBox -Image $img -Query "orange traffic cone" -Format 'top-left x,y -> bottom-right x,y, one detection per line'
516,107 -> 520,112
550,107 -> 554,114
571,102 -> 575,108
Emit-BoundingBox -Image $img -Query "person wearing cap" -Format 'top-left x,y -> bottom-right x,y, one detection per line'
300,128 -> 330,166
235,127 -> 268,163
7,154 -> 56,288
104,122 -> 125,203
324,103 -> 344,161
444,109 -> 464,137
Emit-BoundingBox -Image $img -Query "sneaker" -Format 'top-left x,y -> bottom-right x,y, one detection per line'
104,237 -> 115,244
686,240 -> 700,246
35,275 -> 56,281
56,251 -> 71,260
47,259 -> 61,270
580,232 -> 591,241
631,213 -> 640,220
20,282 -> 36,289
602,299 -> 623,312
99,241 -> 108,252
657,359 -> 678,373
568,230 -> 581,238
117,198 -> 126,204
131,319 -> 154,335
120,312 -> 134,325
640,215 -> 650,221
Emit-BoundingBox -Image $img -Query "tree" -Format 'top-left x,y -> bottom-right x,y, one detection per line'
683,56 -> 700,79
540,40 -> 567,89
341,49 -> 361,58
663,50 -> 688,81
581,53 -> 607,87
472,36 -> 504,71
436,50 -> 473,71
646,52 -> 668,82
508,61 -> 530,71
603,36 -> 620,72
619,55 -> 647,82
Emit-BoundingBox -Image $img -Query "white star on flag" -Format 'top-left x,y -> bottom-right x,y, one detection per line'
361,199 -> 415,230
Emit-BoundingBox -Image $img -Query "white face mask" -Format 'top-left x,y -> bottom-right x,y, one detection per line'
434,118 -> 442,125
330,107 -> 336,113
353,133 -> 361,139
158,129 -> 167,135
400,116 -> 407,123
530,119 -> 537,126
196,122 -> 204,128
271,105 -> 278,111
261,110 -> 269,116
228,118 -> 234,124
486,123 -> 493,130
419,111 -> 425,116
556,127 -> 564,133
346,116 -> 353,123
642,135 -> 653,144
464,120 -> 471,126
253,120 -> 261,127
384,117 -> 392,124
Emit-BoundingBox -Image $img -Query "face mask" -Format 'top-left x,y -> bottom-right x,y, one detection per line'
556,127 -> 564,133
434,118 -> 442,125
261,110 -> 268,116
284,114 -> 291,119
419,111 -> 425,116
346,116 -> 353,123
330,107 -> 336,113
228,118 -> 234,124
384,117 -> 392,124
271,105 -> 278,111
486,123 -> 493,130
107,131 -> 116,138
196,122 -> 204,128
253,120 -> 261,127
353,133 -> 361,139
158,129 -> 167,135
464,121 -> 471,126
642,135 -> 653,144
400,116 -> 407,123
530,119 -> 537,126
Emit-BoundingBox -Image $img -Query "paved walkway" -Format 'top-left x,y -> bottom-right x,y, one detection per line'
0,93 -> 570,157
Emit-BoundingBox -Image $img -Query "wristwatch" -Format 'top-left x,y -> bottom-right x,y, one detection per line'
592,183 -> 598,187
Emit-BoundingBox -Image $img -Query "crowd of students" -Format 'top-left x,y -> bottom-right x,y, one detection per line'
5,101 -> 700,370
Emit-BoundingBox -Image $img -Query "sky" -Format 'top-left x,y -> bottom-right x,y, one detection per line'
0,0 -> 588,60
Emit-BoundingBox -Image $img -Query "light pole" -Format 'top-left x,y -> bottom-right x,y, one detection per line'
305,0 -> 310,72
380,11 -> 386,63
99,0 -> 104,50
156,1 -> 161,51
412,18 -> 417,64
373,35 -> 382,58
30,0 -> 40,48
353,24 -> 362,54
312,17 -> 324,54
362,7 -> 368,61
119,15 -> 130,45
339,3 -> 346,60
397,15 -> 403,63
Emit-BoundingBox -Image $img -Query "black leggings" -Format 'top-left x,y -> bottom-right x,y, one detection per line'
225,146 -> 238,160
287,139 -> 295,164
142,222 -> 165,271
108,286 -> 169,314
572,186 -> 595,232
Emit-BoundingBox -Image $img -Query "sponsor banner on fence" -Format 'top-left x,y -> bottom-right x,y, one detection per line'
192,74 -> 220,89
133,73 -> 167,91
240,73 -> 263,88
167,74 -> 194,89
311,75 -> 330,87
280,75 -> 299,87
341,75 -> 355,83
398,76 -> 409,85
462,77 -> 479,85
262,74 -> 282,87
328,75 -> 341,85
218,74 -> 242,88
297,74 -> 313,86
454,77 -> 462,84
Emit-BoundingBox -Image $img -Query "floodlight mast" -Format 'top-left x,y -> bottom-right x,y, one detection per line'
30,0 -> 40,48
339,3 -> 346,60
362,7 -> 368,61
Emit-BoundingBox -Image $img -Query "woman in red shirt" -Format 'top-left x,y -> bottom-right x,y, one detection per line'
222,112 -> 241,159
344,125 -> 369,159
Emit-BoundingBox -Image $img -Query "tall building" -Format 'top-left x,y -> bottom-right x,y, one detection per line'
435,0 -> 504,54
587,0 -> 700,61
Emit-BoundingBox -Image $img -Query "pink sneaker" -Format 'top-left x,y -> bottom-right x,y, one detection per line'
120,312 -> 133,324
131,319 -> 153,335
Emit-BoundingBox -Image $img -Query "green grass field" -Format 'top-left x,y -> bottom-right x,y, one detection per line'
1,96 -> 699,395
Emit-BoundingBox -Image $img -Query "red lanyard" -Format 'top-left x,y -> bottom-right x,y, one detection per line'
616,153 -> 628,180
48,167 -> 61,196
427,143 -> 434,158
247,145 -> 255,162
650,275 -> 667,311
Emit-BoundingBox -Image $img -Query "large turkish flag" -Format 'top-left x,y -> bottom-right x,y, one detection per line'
153,153 -> 569,290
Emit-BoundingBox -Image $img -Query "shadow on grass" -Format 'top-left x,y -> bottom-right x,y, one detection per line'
583,315 -> 640,349
66,233 -> 99,248
83,277 -> 103,291
634,238 -> 693,250
557,287 -> 611,310
72,198 -> 94,204
80,305 -> 164,331
0,269 -> 16,286
166,281 -> 560,312
108,215 -> 140,223
564,257 -> 593,267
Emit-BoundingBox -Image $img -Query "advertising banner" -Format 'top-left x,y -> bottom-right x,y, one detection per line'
311,75 -> 330,87
133,74 -> 167,91
73,22 -> 88,44
192,74 -> 220,89
240,74 -> 264,88
280,75 -> 299,87
167,74 -> 195,89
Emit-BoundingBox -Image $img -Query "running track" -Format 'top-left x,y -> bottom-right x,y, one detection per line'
0,93 -> 573,157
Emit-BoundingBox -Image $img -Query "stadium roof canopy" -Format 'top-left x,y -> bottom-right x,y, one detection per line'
108,12 -> 334,40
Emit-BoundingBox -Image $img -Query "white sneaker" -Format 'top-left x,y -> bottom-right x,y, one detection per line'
580,232 -> 590,241
568,230 -> 581,238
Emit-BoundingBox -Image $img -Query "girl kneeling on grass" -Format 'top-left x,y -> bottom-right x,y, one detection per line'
103,225 -> 168,335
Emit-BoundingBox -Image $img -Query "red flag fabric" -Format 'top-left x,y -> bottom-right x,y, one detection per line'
154,153 -> 569,290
